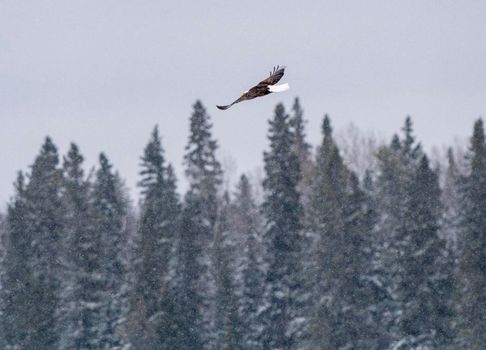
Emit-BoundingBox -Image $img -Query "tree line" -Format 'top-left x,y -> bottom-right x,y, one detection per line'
0,98 -> 484,349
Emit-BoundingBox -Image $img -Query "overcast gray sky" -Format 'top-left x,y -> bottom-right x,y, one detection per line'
1,0 -> 485,207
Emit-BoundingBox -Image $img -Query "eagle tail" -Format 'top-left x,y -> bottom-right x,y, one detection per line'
268,83 -> 290,93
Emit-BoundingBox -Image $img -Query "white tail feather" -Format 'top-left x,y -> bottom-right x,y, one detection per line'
268,83 -> 290,93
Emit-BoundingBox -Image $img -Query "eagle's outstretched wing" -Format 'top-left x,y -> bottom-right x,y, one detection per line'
216,97 -> 243,110
257,65 -> 286,87
216,66 -> 287,110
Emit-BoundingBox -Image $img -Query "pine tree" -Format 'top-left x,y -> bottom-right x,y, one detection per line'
92,153 -> 129,350
260,103 -> 304,350
129,126 -> 181,349
456,119 -> 486,349
59,143 -> 105,350
175,100 -> 222,349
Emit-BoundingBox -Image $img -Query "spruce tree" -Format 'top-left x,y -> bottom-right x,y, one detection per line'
1,172 -> 38,349
233,175 -> 265,350
130,126 -> 181,349
60,143 -> 105,350
92,153 -> 129,350
308,117 -> 348,348
373,117 -> 456,348
26,137 -> 64,349
260,103 -> 304,350
1,138 -> 64,349
398,155 -> 453,348
0,212 -> 4,349
456,119 -> 486,349
373,118 -> 423,346
360,170 -> 386,347
290,97 -> 311,166
343,172 -> 381,349
289,97 -> 314,227
401,116 -> 422,159
213,193 -> 241,350
0,210 -> 4,248
175,100 -> 222,349
442,148 -> 463,250
308,116 -> 374,349
125,298 -> 158,350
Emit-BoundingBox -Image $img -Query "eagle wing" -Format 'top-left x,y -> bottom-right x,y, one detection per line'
216,96 -> 244,110
246,66 -> 286,98
248,66 -> 285,98
257,65 -> 286,87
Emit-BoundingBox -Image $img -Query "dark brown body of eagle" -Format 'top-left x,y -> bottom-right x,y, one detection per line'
216,66 -> 288,110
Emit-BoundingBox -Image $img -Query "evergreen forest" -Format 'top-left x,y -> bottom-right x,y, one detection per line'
0,99 -> 484,349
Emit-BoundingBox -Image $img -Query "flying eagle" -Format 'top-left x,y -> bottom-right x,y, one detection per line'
216,66 -> 289,110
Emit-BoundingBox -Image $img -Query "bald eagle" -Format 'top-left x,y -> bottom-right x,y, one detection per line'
216,66 -> 289,110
